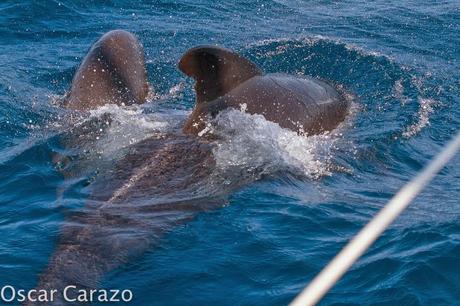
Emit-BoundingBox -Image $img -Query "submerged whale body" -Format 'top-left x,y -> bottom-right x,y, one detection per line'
179,45 -> 350,135
26,31 -> 352,305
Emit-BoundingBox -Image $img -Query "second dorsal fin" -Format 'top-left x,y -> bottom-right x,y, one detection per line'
178,45 -> 262,104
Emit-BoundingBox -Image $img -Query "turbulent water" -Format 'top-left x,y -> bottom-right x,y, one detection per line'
0,1 -> 459,305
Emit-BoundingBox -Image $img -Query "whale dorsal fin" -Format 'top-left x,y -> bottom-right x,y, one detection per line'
179,46 -> 262,104
66,30 -> 149,110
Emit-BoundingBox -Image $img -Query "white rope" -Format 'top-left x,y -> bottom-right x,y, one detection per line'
290,131 -> 460,306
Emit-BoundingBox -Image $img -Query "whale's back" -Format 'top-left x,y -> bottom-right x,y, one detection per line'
221,74 -> 350,135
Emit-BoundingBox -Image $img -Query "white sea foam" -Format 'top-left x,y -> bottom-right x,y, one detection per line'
147,82 -> 187,101
249,35 -> 392,61
392,78 -> 411,105
42,82 -> 190,159
87,105 -> 342,180
85,103 -> 187,157
402,98 -> 437,138
202,109 -> 341,179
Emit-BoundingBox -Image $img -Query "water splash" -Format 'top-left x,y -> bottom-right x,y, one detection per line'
402,98 -> 437,138
148,82 -> 187,102
392,79 -> 411,105
204,109 -> 341,180
249,35 -> 393,61
85,103 -> 187,158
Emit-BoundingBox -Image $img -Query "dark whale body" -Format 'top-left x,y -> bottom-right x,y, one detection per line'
29,134 -> 221,305
64,30 -> 149,110
178,46 -> 349,135
27,31 -> 351,305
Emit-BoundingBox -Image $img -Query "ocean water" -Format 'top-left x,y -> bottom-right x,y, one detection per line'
0,0 -> 459,305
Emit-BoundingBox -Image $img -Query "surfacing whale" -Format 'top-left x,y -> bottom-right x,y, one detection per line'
26,31 -> 350,305
26,31 -> 223,306
179,45 -> 350,135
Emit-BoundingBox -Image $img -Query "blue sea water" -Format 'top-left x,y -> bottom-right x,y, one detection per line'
0,0 -> 459,305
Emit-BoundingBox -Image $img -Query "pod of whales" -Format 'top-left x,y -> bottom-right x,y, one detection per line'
25,30 -> 350,305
